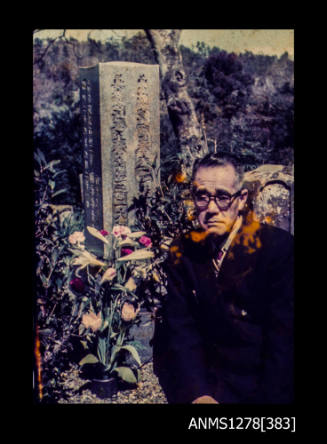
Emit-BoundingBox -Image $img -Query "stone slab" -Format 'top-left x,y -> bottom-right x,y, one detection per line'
80,62 -> 160,257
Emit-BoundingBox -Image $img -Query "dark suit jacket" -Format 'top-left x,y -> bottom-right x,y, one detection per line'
153,218 -> 294,404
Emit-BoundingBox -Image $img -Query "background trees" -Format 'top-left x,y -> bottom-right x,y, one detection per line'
33,31 -> 293,206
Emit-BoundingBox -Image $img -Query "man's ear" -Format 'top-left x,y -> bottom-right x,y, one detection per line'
238,188 -> 248,211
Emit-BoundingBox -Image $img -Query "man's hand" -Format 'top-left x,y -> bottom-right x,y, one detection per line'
192,395 -> 219,404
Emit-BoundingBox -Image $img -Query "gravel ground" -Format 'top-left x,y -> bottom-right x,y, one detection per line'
57,360 -> 168,404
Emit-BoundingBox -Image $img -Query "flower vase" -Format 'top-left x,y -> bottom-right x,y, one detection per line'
82,363 -> 119,399
90,375 -> 118,399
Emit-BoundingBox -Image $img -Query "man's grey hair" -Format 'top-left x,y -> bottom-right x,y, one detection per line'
191,153 -> 244,189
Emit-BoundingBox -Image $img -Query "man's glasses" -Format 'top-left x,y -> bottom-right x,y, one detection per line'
193,189 -> 243,211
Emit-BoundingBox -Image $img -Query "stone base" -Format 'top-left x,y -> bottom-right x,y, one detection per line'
129,310 -> 154,364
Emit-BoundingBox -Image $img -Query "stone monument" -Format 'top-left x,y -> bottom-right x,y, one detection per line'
243,164 -> 294,234
80,62 -> 160,257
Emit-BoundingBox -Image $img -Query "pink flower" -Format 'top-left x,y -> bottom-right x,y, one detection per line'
112,225 -> 131,240
121,302 -> 140,322
121,248 -> 133,256
138,235 -> 152,248
68,231 -> 85,245
81,311 -> 102,332
100,267 -> 117,284
100,229 -> 109,236
124,277 -> 137,292
70,277 -> 85,293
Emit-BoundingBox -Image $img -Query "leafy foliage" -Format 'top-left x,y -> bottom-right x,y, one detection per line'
203,50 -> 254,118
128,159 -> 197,311
34,152 -> 158,401
33,33 -> 293,204
186,48 -> 294,170
34,151 -> 85,402
33,107 -> 83,206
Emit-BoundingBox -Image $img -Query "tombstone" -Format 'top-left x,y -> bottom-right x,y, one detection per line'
128,309 -> 155,365
243,164 -> 294,234
80,62 -> 160,257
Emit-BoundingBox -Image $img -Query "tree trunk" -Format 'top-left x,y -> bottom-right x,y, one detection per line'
145,29 -> 207,174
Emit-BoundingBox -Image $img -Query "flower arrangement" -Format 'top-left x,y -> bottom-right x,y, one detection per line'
69,224 -> 156,385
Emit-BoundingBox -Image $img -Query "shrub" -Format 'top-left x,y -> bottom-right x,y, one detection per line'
34,150 -> 86,402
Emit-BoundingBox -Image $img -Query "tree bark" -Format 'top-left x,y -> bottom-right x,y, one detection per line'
145,29 -> 208,174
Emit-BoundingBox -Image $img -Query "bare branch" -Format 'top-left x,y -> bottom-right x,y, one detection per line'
111,30 -> 121,39
34,29 -> 67,65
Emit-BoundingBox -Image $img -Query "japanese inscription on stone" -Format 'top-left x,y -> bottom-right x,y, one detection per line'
111,73 -> 128,225
80,67 -> 104,256
135,73 -> 153,191
80,62 -> 160,257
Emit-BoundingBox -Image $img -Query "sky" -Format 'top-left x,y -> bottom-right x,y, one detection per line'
33,29 -> 294,59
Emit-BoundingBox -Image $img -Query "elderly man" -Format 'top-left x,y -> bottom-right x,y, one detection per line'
153,153 -> 294,404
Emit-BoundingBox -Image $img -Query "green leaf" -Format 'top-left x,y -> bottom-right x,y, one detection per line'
49,159 -> 61,170
87,226 -> 109,244
39,273 -> 48,287
51,249 -> 59,265
120,345 -> 142,366
113,366 -> 137,384
136,368 -> 141,382
38,328 -> 52,336
118,239 -> 139,248
79,353 -> 99,366
52,188 -> 68,198
111,284 -> 127,292
109,345 -> 122,365
80,340 -> 88,350
35,149 -> 46,165
97,337 -> 107,365
53,170 -> 65,179
116,249 -> 154,262
100,319 -> 108,332
127,231 -> 146,239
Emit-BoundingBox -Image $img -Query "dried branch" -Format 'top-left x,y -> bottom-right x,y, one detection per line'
34,29 -> 67,65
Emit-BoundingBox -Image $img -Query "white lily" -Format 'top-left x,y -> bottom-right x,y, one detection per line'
72,250 -> 106,274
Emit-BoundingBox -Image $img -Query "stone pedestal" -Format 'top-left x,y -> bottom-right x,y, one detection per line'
129,310 -> 155,364
80,62 -> 160,257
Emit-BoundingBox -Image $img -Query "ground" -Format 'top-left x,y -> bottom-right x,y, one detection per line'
57,360 -> 168,404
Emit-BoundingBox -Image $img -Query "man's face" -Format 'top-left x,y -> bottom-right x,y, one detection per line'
193,165 -> 248,237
